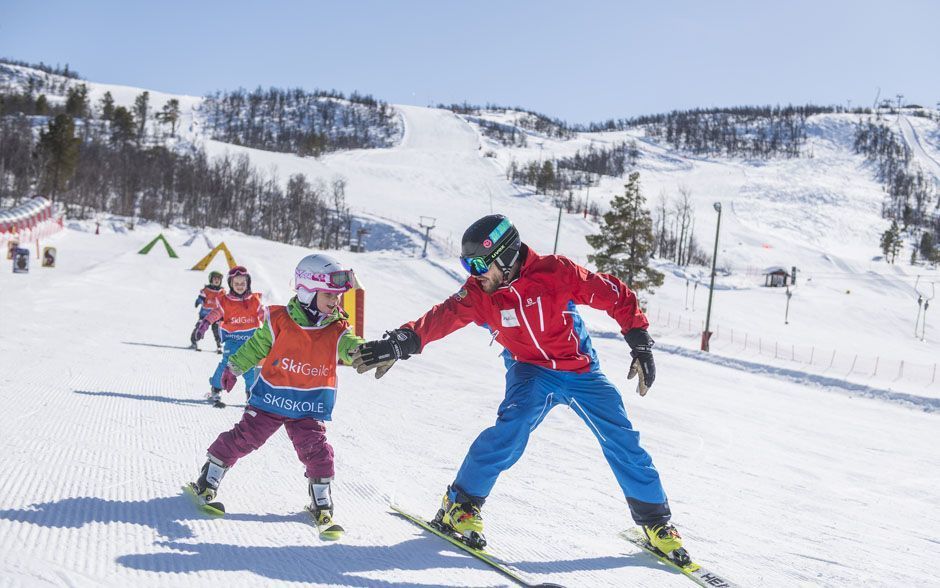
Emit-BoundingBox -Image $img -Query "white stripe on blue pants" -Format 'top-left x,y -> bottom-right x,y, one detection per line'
452,362 -> 670,523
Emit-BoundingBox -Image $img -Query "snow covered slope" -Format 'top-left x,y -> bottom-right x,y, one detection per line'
2,220 -> 939,587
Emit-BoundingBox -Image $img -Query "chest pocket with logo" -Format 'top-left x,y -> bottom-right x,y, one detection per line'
500,308 -> 520,328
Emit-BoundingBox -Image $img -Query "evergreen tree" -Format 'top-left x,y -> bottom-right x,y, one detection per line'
36,114 -> 80,198
110,106 -> 135,144
157,98 -> 181,137
536,160 -> 555,193
133,91 -> 149,143
65,84 -> 89,117
99,91 -> 115,120
919,232 -> 935,262
35,94 -> 49,115
880,220 -> 902,263
586,171 -> 664,295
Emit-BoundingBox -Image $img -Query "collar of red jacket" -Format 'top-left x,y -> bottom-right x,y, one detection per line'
504,243 -> 534,286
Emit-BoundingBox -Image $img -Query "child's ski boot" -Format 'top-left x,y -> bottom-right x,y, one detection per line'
305,477 -> 344,540
207,387 -> 224,407
185,455 -> 228,515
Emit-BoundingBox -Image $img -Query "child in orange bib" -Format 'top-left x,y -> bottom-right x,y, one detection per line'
187,254 -> 363,539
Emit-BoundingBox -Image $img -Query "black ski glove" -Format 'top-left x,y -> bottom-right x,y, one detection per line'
350,328 -> 421,379
624,328 -> 656,396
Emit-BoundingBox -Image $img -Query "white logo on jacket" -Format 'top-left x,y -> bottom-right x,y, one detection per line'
500,309 -> 520,327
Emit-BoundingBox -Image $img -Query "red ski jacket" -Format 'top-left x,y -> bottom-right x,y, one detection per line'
402,246 -> 649,373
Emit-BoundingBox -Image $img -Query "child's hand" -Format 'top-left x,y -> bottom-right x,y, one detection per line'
221,365 -> 239,392
192,319 -> 210,342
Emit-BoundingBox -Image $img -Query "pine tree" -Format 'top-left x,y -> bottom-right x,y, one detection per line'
35,94 -> 49,115
65,84 -> 89,117
536,160 -> 555,194
36,114 -> 80,198
99,91 -> 115,120
157,98 -> 181,137
110,106 -> 135,144
880,220 -> 902,263
133,91 -> 149,143
586,171 -> 664,294
919,232 -> 935,262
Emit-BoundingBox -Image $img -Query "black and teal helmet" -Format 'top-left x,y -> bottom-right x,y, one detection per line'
460,214 -> 522,276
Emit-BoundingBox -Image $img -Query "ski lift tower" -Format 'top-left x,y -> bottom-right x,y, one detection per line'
419,216 -> 436,258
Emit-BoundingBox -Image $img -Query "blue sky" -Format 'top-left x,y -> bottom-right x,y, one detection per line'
2,0 -> 938,123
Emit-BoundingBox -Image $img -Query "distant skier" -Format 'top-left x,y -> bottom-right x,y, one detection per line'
352,214 -> 685,559
190,270 -> 225,353
192,266 -> 264,404
187,254 -> 364,539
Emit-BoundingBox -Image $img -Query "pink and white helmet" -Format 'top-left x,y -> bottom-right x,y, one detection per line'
293,253 -> 357,305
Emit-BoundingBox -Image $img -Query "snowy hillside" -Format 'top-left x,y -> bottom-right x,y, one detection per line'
2,66 -> 940,586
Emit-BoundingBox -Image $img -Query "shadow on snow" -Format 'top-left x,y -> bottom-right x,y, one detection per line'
73,389 -> 244,409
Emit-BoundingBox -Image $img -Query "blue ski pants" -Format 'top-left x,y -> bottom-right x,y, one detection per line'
452,361 -> 671,525
210,332 -> 258,393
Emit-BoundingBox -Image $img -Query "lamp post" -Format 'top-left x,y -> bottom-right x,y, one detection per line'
701,202 -> 722,351
419,216 -> 436,258
583,174 -> 593,219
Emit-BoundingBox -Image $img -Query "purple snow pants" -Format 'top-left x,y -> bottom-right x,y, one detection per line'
208,407 -> 334,478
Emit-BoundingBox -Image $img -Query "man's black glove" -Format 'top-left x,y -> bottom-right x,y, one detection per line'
624,328 -> 656,396
350,328 -> 421,379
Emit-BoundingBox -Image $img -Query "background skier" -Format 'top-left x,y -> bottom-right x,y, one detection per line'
192,266 -> 263,405
190,270 -> 225,353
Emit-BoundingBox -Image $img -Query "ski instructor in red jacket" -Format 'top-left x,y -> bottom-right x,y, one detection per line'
352,214 -> 685,560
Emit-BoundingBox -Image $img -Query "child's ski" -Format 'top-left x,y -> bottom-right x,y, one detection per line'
305,506 -> 345,541
183,483 -> 225,516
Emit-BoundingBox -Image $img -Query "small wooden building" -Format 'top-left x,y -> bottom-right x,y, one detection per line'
764,267 -> 790,287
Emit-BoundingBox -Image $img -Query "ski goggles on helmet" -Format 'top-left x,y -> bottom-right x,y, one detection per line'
460,255 -> 490,276
228,266 -> 249,278
295,269 -> 358,294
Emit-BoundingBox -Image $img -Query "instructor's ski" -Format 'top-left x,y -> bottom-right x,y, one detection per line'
619,528 -> 738,588
390,504 -> 563,588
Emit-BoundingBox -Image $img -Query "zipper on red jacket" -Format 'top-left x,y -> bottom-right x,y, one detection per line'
510,285 -> 555,369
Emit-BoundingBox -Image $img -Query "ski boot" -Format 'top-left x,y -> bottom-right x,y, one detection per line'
216,345 -> 223,355
207,387 -> 224,407
189,342 -> 199,351
433,486 -> 486,549
186,455 -> 228,515
643,522 -> 690,565
305,477 -> 344,540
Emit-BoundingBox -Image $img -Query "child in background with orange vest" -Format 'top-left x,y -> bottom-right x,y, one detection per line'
187,253 -> 363,540
192,266 -> 264,405
189,270 -> 225,353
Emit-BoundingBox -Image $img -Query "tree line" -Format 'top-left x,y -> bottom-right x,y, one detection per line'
506,140 -> 640,217
854,119 -> 939,264
440,102 -> 576,139
0,71 -> 366,250
200,87 -> 401,157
